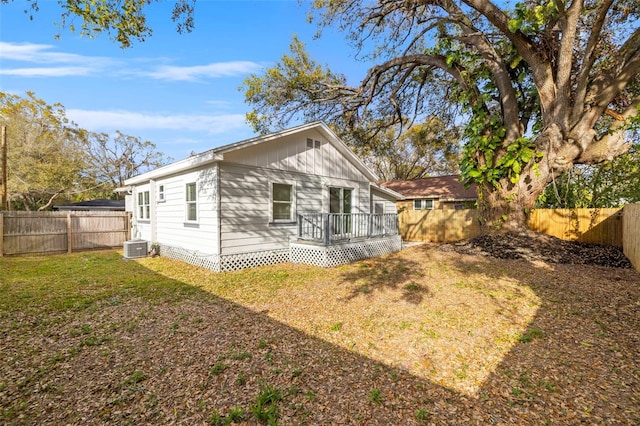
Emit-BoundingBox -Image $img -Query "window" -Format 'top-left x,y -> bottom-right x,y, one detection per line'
329,187 -> 353,234
137,190 -> 150,220
185,182 -> 197,221
157,184 -> 165,202
414,199 -> 434,210
272,183 -> 294,222
306,138 -> 321,149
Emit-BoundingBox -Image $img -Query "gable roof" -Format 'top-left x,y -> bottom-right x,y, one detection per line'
124,121 -> 379,185
381,175 -> 478,201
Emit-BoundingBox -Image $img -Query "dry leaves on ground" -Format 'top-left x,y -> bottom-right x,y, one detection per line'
1,240 -> 639,425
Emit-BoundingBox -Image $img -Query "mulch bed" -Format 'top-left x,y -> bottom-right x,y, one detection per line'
441,230 -> 633,268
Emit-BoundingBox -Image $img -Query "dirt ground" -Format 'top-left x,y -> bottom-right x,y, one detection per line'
1,235 -> 639,425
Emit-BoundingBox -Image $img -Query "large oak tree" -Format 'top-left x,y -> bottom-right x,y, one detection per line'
244,1 -> 640,232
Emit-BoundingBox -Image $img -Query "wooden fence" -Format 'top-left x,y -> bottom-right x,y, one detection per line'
0,211 -> 131,256
399,207 -> 624,247
398,209 -> 481,243
623,203 -> 640,271
527,208 -> 623,247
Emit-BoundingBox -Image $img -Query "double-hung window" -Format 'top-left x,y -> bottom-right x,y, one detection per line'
185,182 -> 197,222
272,183 -> 294,222
138,191 -> 150,220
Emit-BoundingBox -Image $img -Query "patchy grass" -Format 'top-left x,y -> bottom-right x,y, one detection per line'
1,247 -> 639,425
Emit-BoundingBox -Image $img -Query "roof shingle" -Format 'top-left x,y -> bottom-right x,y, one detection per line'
381,175 -> 477,200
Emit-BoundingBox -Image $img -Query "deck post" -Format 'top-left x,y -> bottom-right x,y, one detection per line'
323,213 -> 330,246
297,214 -> 302,239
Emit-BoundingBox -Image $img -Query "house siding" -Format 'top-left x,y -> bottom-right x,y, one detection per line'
222,128 -> 368,182
218,162 -> 371,256
125,122 -> 403,271
132,165 -> 220,255
371,188 -> 399,214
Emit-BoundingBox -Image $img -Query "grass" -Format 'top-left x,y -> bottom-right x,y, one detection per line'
2,247 -> 636,424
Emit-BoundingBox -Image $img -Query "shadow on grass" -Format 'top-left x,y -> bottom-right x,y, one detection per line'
1,247 -> 639,424
337,254 -> 431,304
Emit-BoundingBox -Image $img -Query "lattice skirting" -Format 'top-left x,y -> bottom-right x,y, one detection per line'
158,244 -> 290,272
159,237 -> 401,271
290,235 -> 403,268
218,249 -> 290,272
160,244 -> 221,271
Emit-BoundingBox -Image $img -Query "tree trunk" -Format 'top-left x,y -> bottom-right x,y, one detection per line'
477,156 -> 554,235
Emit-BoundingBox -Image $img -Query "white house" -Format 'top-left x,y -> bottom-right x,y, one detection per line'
123,122 -> 403,271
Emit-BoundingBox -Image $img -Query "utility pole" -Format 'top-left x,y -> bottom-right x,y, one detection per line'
1,126 -> 6,211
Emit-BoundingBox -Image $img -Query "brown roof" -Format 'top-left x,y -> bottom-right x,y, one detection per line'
381,175 -> 478,200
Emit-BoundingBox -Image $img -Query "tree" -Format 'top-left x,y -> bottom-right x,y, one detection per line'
80,130 -> 172,198
1,0 -> 195,48
0,91 -> 87,210
538,143 -> 640,208
360,118 -> 462,181
243,1 -> 640,233
244,37 -> 463,180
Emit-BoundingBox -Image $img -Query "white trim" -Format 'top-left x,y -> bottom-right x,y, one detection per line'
124,122 -> 381,186
414,199 -> 435,210
185,182 -> 198,223
269,180 -> 297,223
157,183 -> 166,202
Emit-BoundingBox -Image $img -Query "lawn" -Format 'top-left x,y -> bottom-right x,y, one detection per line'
1,246 -> 639,424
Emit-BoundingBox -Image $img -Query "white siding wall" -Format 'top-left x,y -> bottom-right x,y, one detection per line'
219,163 -> 372,255
222,129 -> 368,182
132,165 -> 220,255
371,188 -> 399,215
132,183 -> 151,241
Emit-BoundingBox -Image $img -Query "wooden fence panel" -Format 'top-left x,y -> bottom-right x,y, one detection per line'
399,209 -> 481,243
1,211 -> 131,256
399,207 -> 624,247
623,203 -> 640,272
2,212 -> 68,255
527,208 -> 623,247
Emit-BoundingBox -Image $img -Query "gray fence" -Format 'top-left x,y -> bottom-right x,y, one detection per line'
0,211 -> 131,256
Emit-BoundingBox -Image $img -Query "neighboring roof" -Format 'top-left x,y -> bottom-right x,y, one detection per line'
53,199 -> 125,211
124,121 -> 379,186
381,175 -> 478,201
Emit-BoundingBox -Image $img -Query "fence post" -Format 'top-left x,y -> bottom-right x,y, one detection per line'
0,212 -> 3,257
67,212 -> 72,253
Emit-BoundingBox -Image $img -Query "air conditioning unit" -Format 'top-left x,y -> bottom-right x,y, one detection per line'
123,240 -> 148,259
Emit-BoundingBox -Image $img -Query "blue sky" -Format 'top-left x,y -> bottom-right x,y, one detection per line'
0,0 -> 367,161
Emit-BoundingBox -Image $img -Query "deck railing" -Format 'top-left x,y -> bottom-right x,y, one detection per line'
297,213 -> 399,245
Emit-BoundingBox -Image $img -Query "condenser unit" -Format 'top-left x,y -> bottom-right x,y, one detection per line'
123,240 -> 148,259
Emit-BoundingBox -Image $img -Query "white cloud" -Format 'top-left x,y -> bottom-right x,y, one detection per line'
0,41 -> 116,66
140,61 -> 263,81
66,109 -> 249,134
1,67 -> 95,77
1,41 -> 261,82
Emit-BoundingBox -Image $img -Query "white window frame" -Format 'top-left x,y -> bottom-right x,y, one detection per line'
270,181 -> 296,223
157,184 -> 165,202
185,182 -> 198,222
414,199 -> 434,210
137,190 -> 150,220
